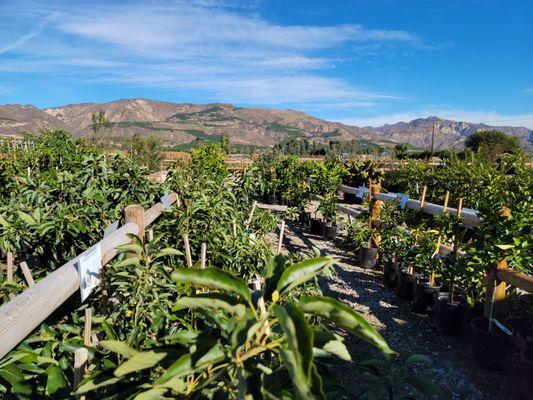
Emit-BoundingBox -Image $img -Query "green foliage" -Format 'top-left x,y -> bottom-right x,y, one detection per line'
125,134 -> 164,172
464,130 -> 522,157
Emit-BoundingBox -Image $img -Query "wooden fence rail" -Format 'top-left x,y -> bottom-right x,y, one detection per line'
0,193 -> 178,360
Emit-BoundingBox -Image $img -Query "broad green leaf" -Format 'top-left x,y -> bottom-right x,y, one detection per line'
155,345 -> 225,385
100,340 -> 139,358
276,257 -> 333,297
17,210 -> 37,225
134,387 -> 167,400
171,267 -> 250,301
114,351 -> 167,376
404,354 -> 432,366
117,243 -> 144,255
45,365 -> 69,398
153,248 -> 183,259
274,304 -> 324,400
114,258 -> 141,268
173,293 -> 247,318
320,340 -> 351,362
0,214 -> 11,227
407,374 -> 443,397
76,376 -> 123,394
298,296 -> 395,356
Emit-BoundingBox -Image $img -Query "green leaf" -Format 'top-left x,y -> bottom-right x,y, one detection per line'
298,296 -> 395,356
171,267 -> 250,301
114,351 -> 167,376
114,258 -> 141,268
173,293 -> 247,318
274,303 -> 324,400
320,340 -> 351,362
155,345 -> 225,385
76,376 -> 123,394
17,210 -> 37,225
0,214 -> 11,227
153,248 -> 183,259
276,257 -> 333,297
133,388 -> 167,400
404,354 -> 432,366
407,374 -> 443,397
495,244 -> 514,250
117,243 -> 144,255
45,365 -> 69,398
100,340 -> 139,358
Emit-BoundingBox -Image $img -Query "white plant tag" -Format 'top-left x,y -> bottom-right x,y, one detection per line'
356,186 -> 366,198
161,193 -> 171,210
78,244 -> 102,302
103,220 -> 119,238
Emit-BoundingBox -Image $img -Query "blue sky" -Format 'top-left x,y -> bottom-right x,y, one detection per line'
1,0 -> 532,128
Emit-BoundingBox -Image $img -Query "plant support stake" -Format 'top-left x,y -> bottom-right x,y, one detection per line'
277,220 -> 286,254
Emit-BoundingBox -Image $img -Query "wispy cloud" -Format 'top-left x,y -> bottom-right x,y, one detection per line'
0,11 -> 58,55
337,109 -> 533,129
0,1 -> 419,108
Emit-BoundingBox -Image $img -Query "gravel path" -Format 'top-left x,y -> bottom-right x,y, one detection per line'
281,221 -> 529,400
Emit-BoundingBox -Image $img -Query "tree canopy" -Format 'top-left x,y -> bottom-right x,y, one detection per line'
464,130 -> 521,156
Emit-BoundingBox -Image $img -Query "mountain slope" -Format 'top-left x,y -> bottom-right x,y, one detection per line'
0,98 -> 530,150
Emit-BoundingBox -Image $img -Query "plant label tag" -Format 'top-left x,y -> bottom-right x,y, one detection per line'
77,244 -> 102,302
397,193 -> 409,209
161,193 -> 171,210
356,186 -> 366,198
103,220 -> 119,238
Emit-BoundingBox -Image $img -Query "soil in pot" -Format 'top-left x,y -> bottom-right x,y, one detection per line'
433,293 -> 468,336
521,348 -> 533,395
266,194 -> 277,205
359,244 -> 378,269
412,277 -> 441,313
322,222 -> 338,240
470,317 -> 512,370
395,267 -> 419,301
310,218 -> 323,235
383,260 -> 402,288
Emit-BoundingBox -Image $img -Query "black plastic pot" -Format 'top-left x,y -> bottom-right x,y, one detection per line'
433,294 -> 467,336
266,194 -> 277,205
383,260 -> 402,288
521,348 -> 533,395
343,192 -> 362,204
395,268 -> 419,301
310,218 -> 323,235
322,223 -> 338,240
508,316 -> 533,351
412,278 -> 441,313
298,211 -> 311,226
359,244 -> 378,269
470,317 -> 512,370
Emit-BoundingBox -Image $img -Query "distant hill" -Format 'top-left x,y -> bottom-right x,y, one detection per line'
0,98 -> 531,150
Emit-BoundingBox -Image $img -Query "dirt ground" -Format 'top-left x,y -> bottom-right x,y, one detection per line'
280,221 -> 531,400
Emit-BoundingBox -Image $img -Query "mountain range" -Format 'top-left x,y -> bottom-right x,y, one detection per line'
0,98 -> 531,150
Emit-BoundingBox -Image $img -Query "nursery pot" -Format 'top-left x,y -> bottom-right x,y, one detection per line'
298,211 -> 311,226
521,348 -> 533,395
395,267 -> 419,301
343,192 -> 361,204
322,222 -> 338,240
433,294 -> 467,336
470,317 -> 512,370
412,278 -> 441,313
266,194 -> 277,205
359,244 -> 378,269
310,218 -> 323,235
383,260 -> 402,288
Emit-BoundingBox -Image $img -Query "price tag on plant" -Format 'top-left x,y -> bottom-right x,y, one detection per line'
161,192 -> 171,210
77,244 -> 102,302
103,220 -> 119,238
397,193 -> 409,209
356,186 -> 366,198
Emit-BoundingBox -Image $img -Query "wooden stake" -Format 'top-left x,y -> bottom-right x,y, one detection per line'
84,308 -> 92,348
124,205 -> 145,243
457,198 -> 463,220
232,220 -> 237,237
182,234 -> 193,268
245,201 -> 257,227
6,252 -> 13,283
200,243 -> 207,269
147,229 -> 154,243
420,185 -> 427,209
484,258 -> 507,319
19,262 -> 35,286
443,191 -> 450,212
277,220 -> 286,255
73,348 -> 88,395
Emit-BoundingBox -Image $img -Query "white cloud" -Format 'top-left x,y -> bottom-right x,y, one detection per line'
0,12 -> 58,55
337,109 -> 533,129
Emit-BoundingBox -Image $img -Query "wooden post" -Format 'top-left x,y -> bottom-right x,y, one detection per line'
484,258 -> 507,319
147,229 -> 154,243
6,252 -> 13,283
200,243 -> 207,269
182,233 -> 193,268
84,308 -> 92,348
443,191 -> 450,212
245,201 -> 257,227
124,205 -> 145,243
19,262 -> 35,286
457,198 -> 463,221
420,185 -> 427,209
277,220 -> 286,255
73,348 -> 88,397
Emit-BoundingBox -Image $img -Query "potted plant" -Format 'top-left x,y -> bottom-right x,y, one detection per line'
318,195 -> 340,240
380,226 -> 412,288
